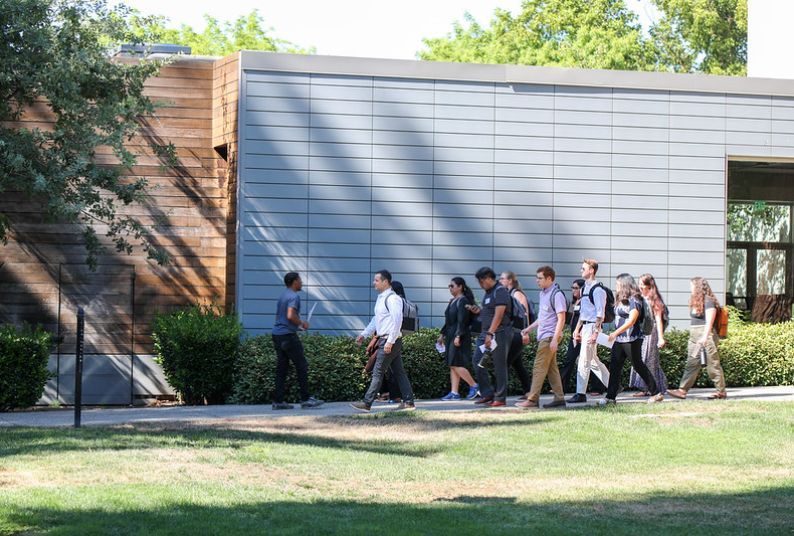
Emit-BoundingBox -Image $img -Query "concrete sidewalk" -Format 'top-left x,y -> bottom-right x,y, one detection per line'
1,385 -> 792,428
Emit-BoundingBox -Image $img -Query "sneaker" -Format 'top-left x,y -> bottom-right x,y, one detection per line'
598,398 -> 617,406
488,400 -> 506,408
466,384 -> 480,400
474,395 -> 494,405
395,402 -> 416,411
441,392 -> 461,401
272,402 -> 293,410
542,399 -> 567,409
567,393 -> 587,404
300,396 -> 325,409
349,401 -> 371,412
515,399 -> 539,409
647,393 -> 664,404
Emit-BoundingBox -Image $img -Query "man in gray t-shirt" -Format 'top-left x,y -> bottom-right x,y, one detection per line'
271,272 -> 324,410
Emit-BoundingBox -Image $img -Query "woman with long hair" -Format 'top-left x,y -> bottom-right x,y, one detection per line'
499,271 -> 533,398
630,274 -> 669,396
437,277 -> 479,400
602,273 -> 664,405
667,277 -> 727,399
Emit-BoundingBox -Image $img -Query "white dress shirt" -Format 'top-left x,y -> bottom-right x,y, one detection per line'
361,288 -> 403,344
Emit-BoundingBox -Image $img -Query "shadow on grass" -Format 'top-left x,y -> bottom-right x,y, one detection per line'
3,487 -> 793,535
0,414 -> 558,459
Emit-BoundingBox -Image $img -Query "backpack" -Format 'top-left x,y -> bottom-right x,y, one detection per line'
639,298 -> 654,336
587,282 -> 616,324
549,283 -> 569,315
384,291 -> 419,334
662,304 -> 670,332
715,306 -> 729,338
509,289 -> 529,330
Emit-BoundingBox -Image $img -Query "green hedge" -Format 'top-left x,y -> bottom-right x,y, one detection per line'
0,324 -> 52,411
153,305 -> 243,405
230,314 -> 793,403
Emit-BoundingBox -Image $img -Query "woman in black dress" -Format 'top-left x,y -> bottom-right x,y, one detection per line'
437,277 -> 478,400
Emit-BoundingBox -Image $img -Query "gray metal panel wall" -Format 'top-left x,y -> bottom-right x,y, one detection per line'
237,69 -> 794,334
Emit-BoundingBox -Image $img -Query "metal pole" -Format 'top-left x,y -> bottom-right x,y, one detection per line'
130,267 -> 136,406
74,307 -> 85,428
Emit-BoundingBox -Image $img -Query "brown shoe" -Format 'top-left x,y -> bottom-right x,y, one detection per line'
632,391 -> 650,398
488,400 -> 506,408
515,399 -> 539,409
707,391 -> 727,399
474,395 -> 494,405
667,389 -> 687,400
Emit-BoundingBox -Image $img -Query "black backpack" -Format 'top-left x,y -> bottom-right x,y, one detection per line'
549,283 -> 569,316
587,282 -> 616,324
509,289 -> 530,330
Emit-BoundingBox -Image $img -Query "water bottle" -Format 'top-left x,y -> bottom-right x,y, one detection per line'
699,346 -> 708,367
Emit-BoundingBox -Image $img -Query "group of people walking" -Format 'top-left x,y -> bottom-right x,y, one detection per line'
269,261 -> 728,411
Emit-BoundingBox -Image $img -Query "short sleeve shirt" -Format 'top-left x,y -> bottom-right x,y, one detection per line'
537,285 -> 568,341
690,297 -> 716,326
580,281 -> 607,322
272,289 -> 300,335
479,284 -> 511,332
614,298 -> 643,342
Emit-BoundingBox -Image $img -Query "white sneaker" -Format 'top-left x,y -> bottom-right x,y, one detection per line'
647,393 -> 664,404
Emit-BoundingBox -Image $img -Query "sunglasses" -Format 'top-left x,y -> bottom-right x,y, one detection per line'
448,284 -> 456,288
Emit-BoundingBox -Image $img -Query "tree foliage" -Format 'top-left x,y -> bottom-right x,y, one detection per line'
126,10 -> 313,57
1,0 -> 168,268
419,0 -> 747,75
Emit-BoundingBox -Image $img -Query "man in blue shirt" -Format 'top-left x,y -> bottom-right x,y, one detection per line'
272,272 -> 324,410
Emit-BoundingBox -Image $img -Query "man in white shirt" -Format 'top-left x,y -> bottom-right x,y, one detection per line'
569,258 -> 611,403
351,269 -> 415,412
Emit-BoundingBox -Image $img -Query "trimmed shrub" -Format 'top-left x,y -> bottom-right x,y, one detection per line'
0,324 -> 52,411
152,305 -> 243,404
229,317 -> 794,404
230,334 -> 366,404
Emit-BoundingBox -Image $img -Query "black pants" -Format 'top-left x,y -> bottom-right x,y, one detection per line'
560,338 -> 606,394
378,370 -> 402,400
507,330 -> 532,393
607,338 -> 659,400
473,329 -> 511,402
272,333 -> 310,403
363,338 -> 414,405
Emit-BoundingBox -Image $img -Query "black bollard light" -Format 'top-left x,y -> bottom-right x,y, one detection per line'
74,307 -> 85,428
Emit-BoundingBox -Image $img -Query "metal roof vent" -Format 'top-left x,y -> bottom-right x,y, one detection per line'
114,44 -> 192,57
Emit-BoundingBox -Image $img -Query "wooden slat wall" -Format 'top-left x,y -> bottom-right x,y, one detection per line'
0,55 -> 235,355
213,53 -> 240,313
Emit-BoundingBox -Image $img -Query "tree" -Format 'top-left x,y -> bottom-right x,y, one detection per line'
418,0 -> 747,75
651,0 -> 747,75
419,0 -> 655,71
127,10 -> 314,57
1,0 -> 168,268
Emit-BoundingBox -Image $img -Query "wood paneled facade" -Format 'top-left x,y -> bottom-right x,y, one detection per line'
0,54 -> 240,403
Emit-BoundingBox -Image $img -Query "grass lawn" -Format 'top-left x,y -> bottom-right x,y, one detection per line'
1,401 -> 793,535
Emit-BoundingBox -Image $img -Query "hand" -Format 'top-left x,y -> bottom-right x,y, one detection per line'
384,342 -> 393,354
484,334 -> 492,350
550,338 -> 558,352
437,335 -> 444,345
468,305 -> 481,315
588,332 -> 598,345
453,336 -> 461,348
301,321 -> 309,330
355,335 -> 364,345
573,330 -> 582,342
607,332 -> 617,343
657,337 -> 666,349
698,337 -> 708,347
522,333 -> 530,345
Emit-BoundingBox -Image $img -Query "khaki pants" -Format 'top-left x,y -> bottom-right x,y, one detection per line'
576,323 -> 610,394
679,325 -> 726,393
527,338 -> 565,402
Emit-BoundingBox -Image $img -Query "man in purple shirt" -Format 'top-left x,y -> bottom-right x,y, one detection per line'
515,266 -> 567,409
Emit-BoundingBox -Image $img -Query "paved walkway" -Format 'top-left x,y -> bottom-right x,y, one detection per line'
1,385 -> 792,428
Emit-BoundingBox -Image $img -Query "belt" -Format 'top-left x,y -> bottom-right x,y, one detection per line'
581,320 -> 597,324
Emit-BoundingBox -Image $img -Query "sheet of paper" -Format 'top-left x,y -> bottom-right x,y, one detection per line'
596,332 -> 614,349
306,303 -> 318,323
478,339 -> 498,353
435,342 -> 446,354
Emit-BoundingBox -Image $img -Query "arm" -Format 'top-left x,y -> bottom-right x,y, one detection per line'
454,298 -> 468,345
700,306 -> 717,344
550,293 -> 567,352
358,315 -> 377,344
655,311 -> 666,348
385,294 -> 403,349
484,305 -> 507,348
286,298 -> 308,330
589,288 -> 606,344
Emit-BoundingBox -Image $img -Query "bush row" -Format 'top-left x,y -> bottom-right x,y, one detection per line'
0,324 -> 52,411
151,305 -> 794,405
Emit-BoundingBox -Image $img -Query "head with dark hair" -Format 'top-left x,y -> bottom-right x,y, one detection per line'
639,273 -> 666,316
615,273 -> 642,304
391,280 -> 406,299
475,266 -> 497,291
450,276 -> 476,305
571,278 -> 586,302
373,269 -> 393,293
284,272 -> 301,290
